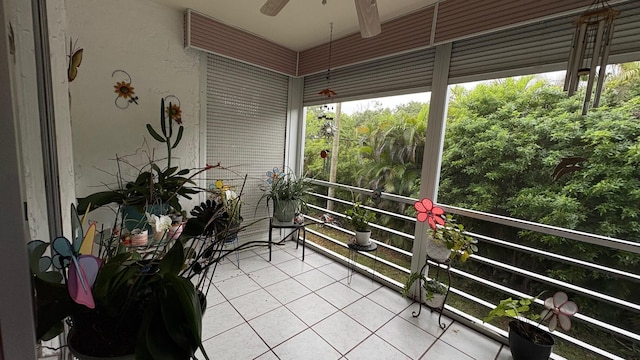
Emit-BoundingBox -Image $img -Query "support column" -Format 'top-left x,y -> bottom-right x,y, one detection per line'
286,77 -> 305,175
410,43 -> 452,277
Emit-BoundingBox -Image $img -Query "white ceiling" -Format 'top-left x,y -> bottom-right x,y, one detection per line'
149,0 -> 437,51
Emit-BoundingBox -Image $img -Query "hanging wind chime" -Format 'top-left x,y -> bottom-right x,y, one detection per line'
564,0 -> 619,115
318,23 -> 337,98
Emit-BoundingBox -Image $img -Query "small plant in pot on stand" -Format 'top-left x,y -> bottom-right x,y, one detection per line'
402,273 -> 447,308
345,201 -> 375,246
484,291 -> 579,360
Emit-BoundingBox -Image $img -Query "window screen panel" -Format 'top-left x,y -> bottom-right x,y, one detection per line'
206,54 -> 289,237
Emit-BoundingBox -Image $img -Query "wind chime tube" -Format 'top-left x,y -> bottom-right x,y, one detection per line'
581,19 -> 606,116
568,22 -> 588,96
564,29 -> 581,92
593,21 -> 614,109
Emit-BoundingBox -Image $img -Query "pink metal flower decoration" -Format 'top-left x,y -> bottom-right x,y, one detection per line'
414,198 -> 446,230
540,291 -> 578,331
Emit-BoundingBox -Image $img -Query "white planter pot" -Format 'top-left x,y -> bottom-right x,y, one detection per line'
273,199 -> 298,224
354,230 -> 371,246
426,236 -> 451,262
425,293 -> 446,308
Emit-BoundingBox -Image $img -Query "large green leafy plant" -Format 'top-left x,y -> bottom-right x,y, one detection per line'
29,206 -> 210,359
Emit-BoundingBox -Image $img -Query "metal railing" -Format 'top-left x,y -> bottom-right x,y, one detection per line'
304,179 -> 640,360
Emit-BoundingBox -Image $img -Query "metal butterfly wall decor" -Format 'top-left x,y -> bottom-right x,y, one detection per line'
67,37 -> 83,82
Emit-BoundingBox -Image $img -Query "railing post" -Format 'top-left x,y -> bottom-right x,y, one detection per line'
411,43 -> 452,280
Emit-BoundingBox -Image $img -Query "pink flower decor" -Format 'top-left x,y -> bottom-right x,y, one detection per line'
541,291 -> 578,331
414,198 -> 446,230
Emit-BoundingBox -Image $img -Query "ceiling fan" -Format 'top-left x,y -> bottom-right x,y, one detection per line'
260,0 -> 381,38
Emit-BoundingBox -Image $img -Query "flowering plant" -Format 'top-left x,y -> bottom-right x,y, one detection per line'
484,291 -> 579,345
414,198 -> 477,262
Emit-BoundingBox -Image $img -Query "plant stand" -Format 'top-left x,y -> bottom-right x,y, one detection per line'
411,254 -> 451,329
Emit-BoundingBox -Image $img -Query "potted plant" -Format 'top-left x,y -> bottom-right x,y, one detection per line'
345,201 -> 376,246
28,205 -> 214,359
484,291 -> 579,360
414,198 -> 477,263
77,98 -> 206,229
259,167 -> 311,224
402,273 -> 447,308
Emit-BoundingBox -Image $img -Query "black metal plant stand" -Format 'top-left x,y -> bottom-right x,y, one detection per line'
411,254 -> 452,329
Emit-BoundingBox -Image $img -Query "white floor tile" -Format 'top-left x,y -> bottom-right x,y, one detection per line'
376,316 -> 437,359
345,334 -> 412,360
209,261 -> 244,283
264,277 -> 312,305
340,272 -> 382,296
249,306 -> 308,347
316,281 -> 364,309
366,286 -> 413,314
497,346 -> 513,360
398,305 -> 451,337
248,264 -> 289,287
272,328 -> 341,360
421,339 -> 474,360
294,269 -> 336,291
201,323 -> 269,360
276,258 -> 315,276
286,293 -> 338,326
303,252 -> 335,268
201,301 -> 245,341
254,350 -> 280,360
318,262 -> 350,281
237,254 -> 272,273
203,285 -> 226,307
229,288 -> 282,321
215,272 -> 261,299
313,311 -> 372,355
440,322 -> 502,360
260,247 -> 297,264
343,297 -> 395,332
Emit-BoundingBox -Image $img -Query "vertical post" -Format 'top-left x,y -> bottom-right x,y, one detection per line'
286,77 -> 305,175
0,0 -> 37,358
327,102 -> 341,211
410,43 -> 452,283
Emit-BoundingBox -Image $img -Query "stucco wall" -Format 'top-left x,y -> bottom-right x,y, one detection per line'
66,0 -> 201,226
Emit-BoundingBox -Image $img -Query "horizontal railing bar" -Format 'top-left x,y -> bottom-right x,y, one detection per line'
306,227 -> 411,274
309,179 -> 640,254
307,192 -> 416,232
445,287 -> 627,360
473,232 -> 640,283
429,259 -> 640,343
306,203 -> 414,257
469,255 -> 640,313
442,204 -> 640,254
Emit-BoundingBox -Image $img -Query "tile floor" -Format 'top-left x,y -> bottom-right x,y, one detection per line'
197,239 -> 512,360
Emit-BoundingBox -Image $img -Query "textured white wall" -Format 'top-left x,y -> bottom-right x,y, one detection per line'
66,0 -> 202,226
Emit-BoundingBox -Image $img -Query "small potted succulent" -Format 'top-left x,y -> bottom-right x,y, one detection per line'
484,291 -> 579,360
345,201 -> 376,246
414,198 -> 477,263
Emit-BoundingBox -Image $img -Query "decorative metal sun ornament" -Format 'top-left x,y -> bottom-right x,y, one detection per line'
112,70 -> 139,109
164,95 -> 182,125
564,0 -> 619,115
318,23 -> 337,99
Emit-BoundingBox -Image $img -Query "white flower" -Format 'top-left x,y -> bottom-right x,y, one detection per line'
148,214 -> 172,233
225,189 -> 238,202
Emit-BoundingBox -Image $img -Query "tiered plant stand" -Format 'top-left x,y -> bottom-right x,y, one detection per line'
411,254 -> 451,329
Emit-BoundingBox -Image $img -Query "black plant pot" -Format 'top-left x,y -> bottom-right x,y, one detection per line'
508,320 -> 555,360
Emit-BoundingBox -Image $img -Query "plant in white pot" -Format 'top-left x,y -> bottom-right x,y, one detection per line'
345,201 -> 376,246
414,198 -> 477,263
259,167 -> 311,225
484,291 -> 579,360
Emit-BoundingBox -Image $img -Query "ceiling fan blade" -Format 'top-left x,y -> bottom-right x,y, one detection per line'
354,0 -> 381,38
260,0 -> 290,16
